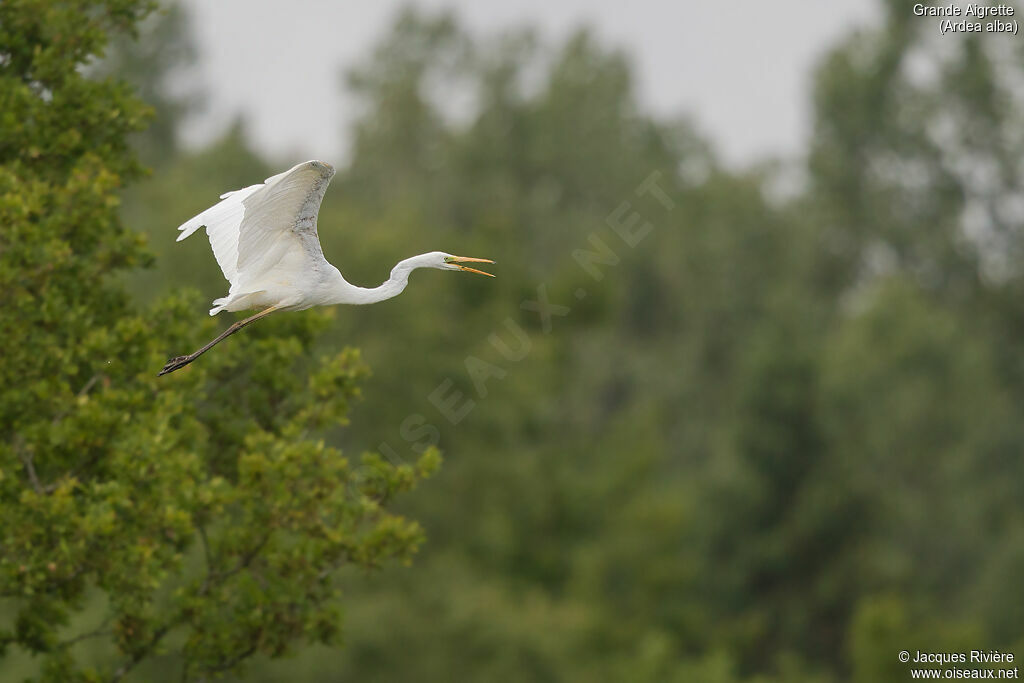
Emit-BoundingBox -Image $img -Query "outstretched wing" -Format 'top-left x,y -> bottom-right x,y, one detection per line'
176,160 -> 336,289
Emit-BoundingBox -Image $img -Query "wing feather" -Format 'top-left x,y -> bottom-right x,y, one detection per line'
236,162 -> 334,279
174,160 -> 335,290
176,183 -> 262,286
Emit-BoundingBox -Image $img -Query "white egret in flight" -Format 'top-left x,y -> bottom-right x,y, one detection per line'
158,160 -> 493,376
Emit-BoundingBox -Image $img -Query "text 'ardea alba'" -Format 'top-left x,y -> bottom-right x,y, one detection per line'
158,160 -> 494,376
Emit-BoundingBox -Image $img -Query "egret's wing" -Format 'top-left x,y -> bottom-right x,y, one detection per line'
176,183 -> 262,287
175,160 -> 335,289
235,161 -> 335,281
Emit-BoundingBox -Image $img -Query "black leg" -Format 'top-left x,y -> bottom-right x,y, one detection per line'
158,306 -> 280,376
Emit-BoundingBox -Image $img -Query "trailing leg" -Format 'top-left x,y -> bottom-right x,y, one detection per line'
158,306 -> 280,376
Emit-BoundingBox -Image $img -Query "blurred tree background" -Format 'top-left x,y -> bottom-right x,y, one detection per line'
4,0 -> 1024,680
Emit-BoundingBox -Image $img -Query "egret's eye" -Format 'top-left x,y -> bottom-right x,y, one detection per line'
443,256 -> 453,263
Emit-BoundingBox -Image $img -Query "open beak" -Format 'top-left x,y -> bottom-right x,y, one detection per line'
449,256 -> 495,277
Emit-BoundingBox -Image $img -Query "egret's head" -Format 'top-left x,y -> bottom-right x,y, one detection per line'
436,252 -> 495,277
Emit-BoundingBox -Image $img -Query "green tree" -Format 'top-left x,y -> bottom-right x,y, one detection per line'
0,2 -> 437,681
93,2 -> 201,165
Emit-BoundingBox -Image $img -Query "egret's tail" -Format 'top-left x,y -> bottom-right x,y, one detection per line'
209,297 -> 231,316
208,290 -> 267,316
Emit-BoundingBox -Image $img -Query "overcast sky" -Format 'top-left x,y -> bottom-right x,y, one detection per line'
179,0 -> 878,168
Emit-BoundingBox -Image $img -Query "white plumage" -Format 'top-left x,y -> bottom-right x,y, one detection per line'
159,159 -> 494,376
177,160 -> 337,315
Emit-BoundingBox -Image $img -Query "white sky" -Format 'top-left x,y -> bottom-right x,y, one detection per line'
179,0 -> 878,168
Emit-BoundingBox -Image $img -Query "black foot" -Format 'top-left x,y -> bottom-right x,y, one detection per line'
158,355 -> 193,377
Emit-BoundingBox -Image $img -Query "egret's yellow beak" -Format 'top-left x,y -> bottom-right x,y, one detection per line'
446,255 -> 495,277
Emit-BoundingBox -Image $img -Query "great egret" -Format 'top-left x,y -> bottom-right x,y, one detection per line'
158,160 -> 494,376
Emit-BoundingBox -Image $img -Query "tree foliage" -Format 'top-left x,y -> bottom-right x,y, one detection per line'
5,1 -> 1024,681
0,3 -> 437,681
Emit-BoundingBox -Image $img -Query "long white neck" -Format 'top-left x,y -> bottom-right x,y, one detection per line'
328,253 -> 436,305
